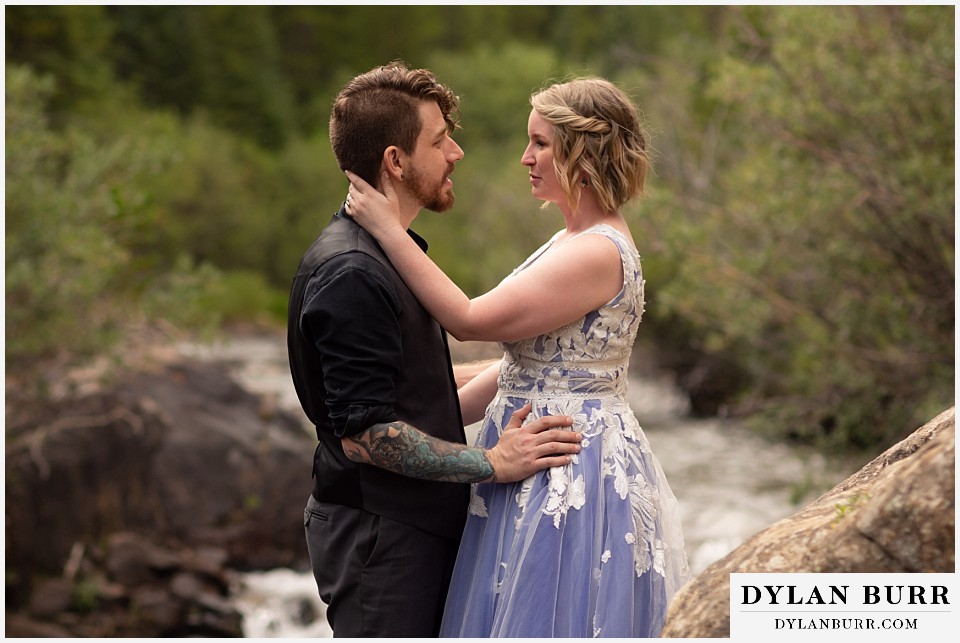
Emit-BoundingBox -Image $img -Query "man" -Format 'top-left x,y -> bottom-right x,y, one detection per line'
287,62 -> 582,638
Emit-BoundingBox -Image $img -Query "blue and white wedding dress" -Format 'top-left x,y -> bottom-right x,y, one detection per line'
440,224 -> 691,638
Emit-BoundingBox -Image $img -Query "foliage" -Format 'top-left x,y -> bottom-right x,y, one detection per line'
108,5 -> 296,148
192,269 -> 290,327
4,5 -> 116,116
4,6 -> 954,454
642,6 -> 954,451
4,64 -> 223,379
833,493 -> 869,526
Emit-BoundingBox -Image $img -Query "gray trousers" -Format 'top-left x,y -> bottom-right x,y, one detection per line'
304,495 -> 460,638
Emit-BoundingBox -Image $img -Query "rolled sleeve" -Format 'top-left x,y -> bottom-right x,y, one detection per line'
300,256 -> 403,437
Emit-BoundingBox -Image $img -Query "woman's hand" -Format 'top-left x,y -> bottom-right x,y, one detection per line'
345,170 -> 404,241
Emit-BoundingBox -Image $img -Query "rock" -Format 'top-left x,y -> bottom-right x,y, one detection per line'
5,360 -> 313,583
4,357 -> 313,636
5,393 -> 169,596
676,353 -> 748,416
195,587 -> 238,615
631,336 -> 749,417
130,586 -> 182,633
3,614 -> 73,638
184,545 -> 230,578
853,418 -> 954,572
112,361 -> 314,569
169,571 -> 206,601
88,574 -> 128,607
184,606 -> 245,637
107,532 -> 176,587
28,577 -> 74,618
660,407 -> 955,638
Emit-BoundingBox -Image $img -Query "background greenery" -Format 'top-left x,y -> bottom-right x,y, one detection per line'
5,5 -> 954,454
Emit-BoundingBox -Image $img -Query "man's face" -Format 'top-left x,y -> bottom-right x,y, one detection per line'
405,101 -> 464,213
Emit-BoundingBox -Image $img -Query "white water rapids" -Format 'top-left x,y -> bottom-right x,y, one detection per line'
177,335 -> 854,637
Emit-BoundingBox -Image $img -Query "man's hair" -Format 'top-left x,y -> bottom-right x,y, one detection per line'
329,61 -> 460,188
531,78 -> 649,215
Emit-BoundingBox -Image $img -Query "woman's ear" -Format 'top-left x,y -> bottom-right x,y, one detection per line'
578,159 -> 597,187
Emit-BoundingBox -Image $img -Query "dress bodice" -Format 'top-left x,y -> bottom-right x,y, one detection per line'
497,224 -> 645,400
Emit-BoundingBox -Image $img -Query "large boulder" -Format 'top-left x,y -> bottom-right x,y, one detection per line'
661,407 -> 955,638
5,358 -> 315,632
4,531 -> 245,637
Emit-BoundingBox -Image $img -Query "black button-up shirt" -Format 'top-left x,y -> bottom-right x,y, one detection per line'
287,209 -> 468,538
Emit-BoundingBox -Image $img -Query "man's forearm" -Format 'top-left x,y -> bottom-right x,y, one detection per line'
341,421 -> 496,483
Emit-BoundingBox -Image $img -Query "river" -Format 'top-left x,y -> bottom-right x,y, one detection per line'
177,334 -> 855,637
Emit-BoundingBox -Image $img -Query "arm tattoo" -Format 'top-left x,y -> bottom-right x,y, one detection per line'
342,421 -> 496,483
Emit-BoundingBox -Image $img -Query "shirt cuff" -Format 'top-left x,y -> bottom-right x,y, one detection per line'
330,403 -> 398,438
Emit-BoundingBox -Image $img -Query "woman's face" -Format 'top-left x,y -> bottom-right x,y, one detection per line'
521,109 -> 564,206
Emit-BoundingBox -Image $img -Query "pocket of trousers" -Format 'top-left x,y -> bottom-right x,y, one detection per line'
304,505 -> 329,528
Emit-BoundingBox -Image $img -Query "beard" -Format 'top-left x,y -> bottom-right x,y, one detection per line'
407,165 -> 455,213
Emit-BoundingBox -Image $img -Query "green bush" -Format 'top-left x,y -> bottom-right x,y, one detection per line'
639,6 -> 954,451
5,64 -> 224,376
195,269 -> 289,327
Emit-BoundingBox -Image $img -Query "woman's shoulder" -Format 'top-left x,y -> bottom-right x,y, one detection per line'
579,223 -> 640,256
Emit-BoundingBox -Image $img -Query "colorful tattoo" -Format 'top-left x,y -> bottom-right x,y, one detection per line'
343,421 -> 496,483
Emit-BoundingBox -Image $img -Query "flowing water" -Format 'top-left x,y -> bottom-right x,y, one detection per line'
178,335 -> 854,638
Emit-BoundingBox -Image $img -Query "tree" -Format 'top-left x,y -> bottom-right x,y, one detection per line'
108,6 -> 296,148
649,6 -> 954,449
5,64 -> 220,381
5,5 -> 115,116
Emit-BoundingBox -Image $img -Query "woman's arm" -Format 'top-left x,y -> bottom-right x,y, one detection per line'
347,171 -> 624,342
453,358 -> 500,389
457,360 -> 500,425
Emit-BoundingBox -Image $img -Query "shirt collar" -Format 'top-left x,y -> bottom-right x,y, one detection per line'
336,204 -> 429,253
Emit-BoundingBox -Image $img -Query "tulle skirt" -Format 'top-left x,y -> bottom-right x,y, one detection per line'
440,395 -> 690,638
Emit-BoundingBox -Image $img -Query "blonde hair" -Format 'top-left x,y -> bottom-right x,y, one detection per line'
530,78 -> 649,214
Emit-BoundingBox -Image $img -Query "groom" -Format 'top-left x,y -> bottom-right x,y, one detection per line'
287,61 -> 581,637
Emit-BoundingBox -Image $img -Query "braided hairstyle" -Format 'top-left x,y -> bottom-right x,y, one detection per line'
530,78 -> 648,215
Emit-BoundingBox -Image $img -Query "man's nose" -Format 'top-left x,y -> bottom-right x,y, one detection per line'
449,139 -> 465,161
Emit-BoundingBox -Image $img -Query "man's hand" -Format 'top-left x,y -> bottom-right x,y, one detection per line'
485,403 -> 582,483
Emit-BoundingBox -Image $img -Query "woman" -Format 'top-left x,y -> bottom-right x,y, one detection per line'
346,77 -> 690,637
